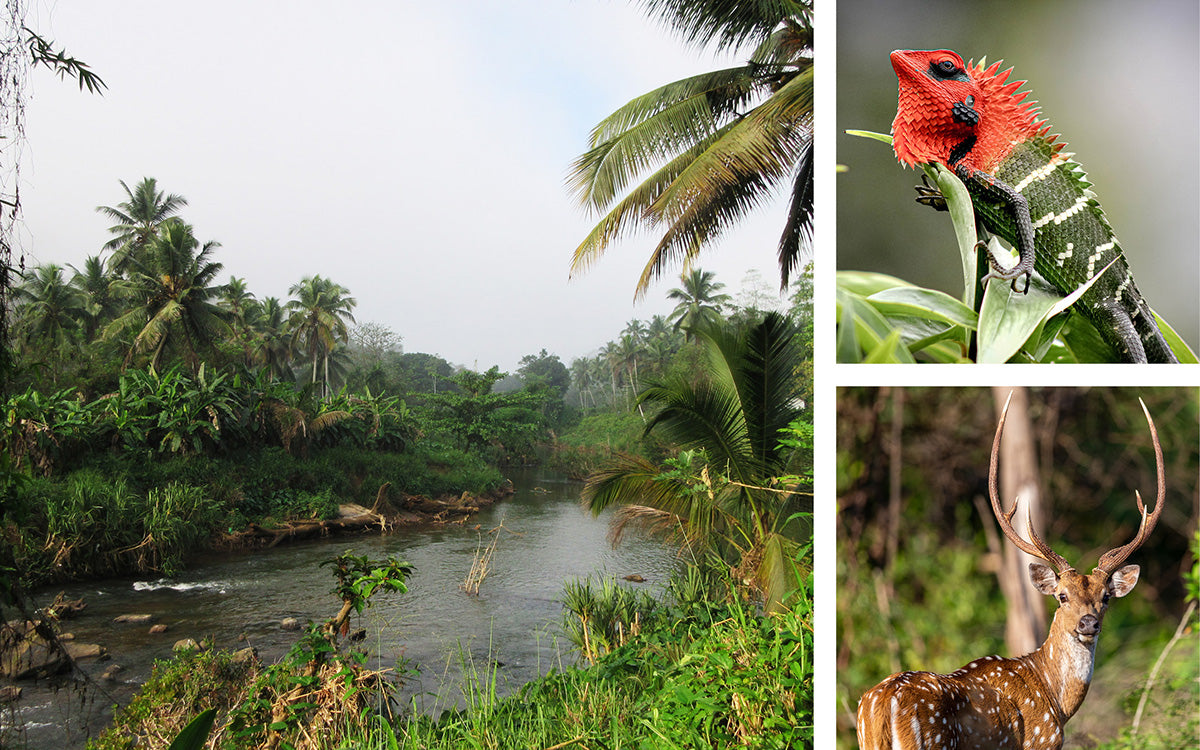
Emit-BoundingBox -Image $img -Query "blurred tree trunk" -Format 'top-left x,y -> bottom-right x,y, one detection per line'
885,387 -> 904,569
989,386 -> 1047,656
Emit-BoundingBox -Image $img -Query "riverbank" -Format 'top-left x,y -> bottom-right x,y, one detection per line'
91,575 -> 814,749
1,471 -> 681,748
5,440 -> 506,590
215,479 -> 514,551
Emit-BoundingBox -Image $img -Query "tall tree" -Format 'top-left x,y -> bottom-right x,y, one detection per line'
249,296 -> 294,380
105,221 -> 227,370
570,356 -> 596,409
285,275 -> 356,398
584,312 -> 809,611
569,2 -> 813,296
12,263 -> 84,351
220,276 -> 257,365
96,177 -> 189,275
667,267 -> 732,339
69,255 -> 127,339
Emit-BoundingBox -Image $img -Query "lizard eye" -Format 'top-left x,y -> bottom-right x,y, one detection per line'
925,55 -> 970,83
936,59 -> 959,75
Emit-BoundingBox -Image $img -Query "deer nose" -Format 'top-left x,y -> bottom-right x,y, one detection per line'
1077,614 -> 1100,637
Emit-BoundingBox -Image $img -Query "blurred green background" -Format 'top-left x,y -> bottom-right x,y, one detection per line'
836,387 -> 1199,749
836,0 -> 1199,353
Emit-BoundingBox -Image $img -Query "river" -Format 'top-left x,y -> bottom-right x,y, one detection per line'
3,468 -> 679,748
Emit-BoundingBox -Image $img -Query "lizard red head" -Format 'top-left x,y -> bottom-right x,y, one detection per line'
890,49 -> 1058,173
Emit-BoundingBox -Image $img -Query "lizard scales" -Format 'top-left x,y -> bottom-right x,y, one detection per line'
890,49 -> 1176,363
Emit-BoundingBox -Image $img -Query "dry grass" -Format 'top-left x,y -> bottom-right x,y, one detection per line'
462,516 -> 518,595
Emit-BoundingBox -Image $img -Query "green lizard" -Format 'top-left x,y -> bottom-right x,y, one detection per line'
890,49 -> 1177,363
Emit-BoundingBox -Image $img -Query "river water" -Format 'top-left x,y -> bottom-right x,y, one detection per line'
3,468 -> 679,748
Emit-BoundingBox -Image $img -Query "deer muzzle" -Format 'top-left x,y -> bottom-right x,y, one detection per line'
1075,614 -> 1101,643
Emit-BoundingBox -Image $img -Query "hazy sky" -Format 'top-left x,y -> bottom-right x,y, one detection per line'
14,1 -> 792,371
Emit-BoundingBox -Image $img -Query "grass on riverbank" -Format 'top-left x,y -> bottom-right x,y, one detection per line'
395,587 -> 813,749
7,441 -> 502,587
88,562 -> 814,750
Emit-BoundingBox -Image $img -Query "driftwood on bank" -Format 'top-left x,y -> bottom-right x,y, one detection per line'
224,481 -> 514,549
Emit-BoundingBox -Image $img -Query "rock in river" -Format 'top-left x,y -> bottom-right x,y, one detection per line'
1,620 -> 104,679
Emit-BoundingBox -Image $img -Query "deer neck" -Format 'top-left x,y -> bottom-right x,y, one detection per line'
1024,615 -> 1097,720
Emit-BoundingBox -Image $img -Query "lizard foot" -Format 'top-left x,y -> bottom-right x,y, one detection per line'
979,241 -> 1032,294
913,174 -> 947,211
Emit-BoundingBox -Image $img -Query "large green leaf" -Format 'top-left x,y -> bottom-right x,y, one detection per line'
167,708 -> 216,750
867,287 -> 976,329
1154,312 -> 1199,363
835,270 -> 916,297
836,286 -> 917,363
976,258 -> 1111,363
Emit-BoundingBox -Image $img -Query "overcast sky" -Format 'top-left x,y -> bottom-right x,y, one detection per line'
14,1 -> 793,372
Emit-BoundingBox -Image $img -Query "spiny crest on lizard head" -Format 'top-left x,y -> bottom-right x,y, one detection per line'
890,49 -> 1064,173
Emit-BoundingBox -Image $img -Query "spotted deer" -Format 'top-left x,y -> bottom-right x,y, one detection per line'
856,400 -> 1164,750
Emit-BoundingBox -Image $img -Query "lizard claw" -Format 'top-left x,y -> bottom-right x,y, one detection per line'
914,174 -> 948,212
979,240 -> 1033,294
982,270 -> 1033,294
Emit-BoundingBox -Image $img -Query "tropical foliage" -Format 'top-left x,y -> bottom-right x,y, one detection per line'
583,311 -> 812,611
569,1 -> 814,296
96,177 -> 188,275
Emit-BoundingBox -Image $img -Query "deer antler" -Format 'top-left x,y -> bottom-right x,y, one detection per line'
989,393 -> 1072,573
1095,399 -> 1165,576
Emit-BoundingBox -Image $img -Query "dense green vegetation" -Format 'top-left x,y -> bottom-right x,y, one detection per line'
1,4 -> 818,748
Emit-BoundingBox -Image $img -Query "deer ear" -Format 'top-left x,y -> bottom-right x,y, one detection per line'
1028,562 -> 1058,595
1109,565 -> 1140,598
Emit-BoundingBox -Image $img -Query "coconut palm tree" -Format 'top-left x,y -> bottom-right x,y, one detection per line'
612,333 -> 645,395
667,268 -> 732,340
249,296 -> 295,381
588,356 -> 611,408
645,314 -> 675,344
105,221 -> 227,370
583,312 -> 809,611
221,276 -> 257,365
285,275 -> 356,398
12,263 -> 84,351
68,255 -> 128,340
569,2 -> 813,297
96,177 -> 188,276
570,357 -> 596,410
622,319 -> 647,345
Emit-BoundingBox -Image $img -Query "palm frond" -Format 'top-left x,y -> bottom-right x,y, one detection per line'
310,410 -> 352,433
777,139 -> 813,287
570,67 -> 760,210
636,0 -> 811,52
754,530 -> 802,613
640,376 -> 752,482
609,504 -> 699,549
570,128 -> 728,279
633,68 -> 812,291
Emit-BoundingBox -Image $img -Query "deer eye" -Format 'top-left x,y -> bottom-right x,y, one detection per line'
1057,593 -> 1068,604
1102,591 -> 1111,604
